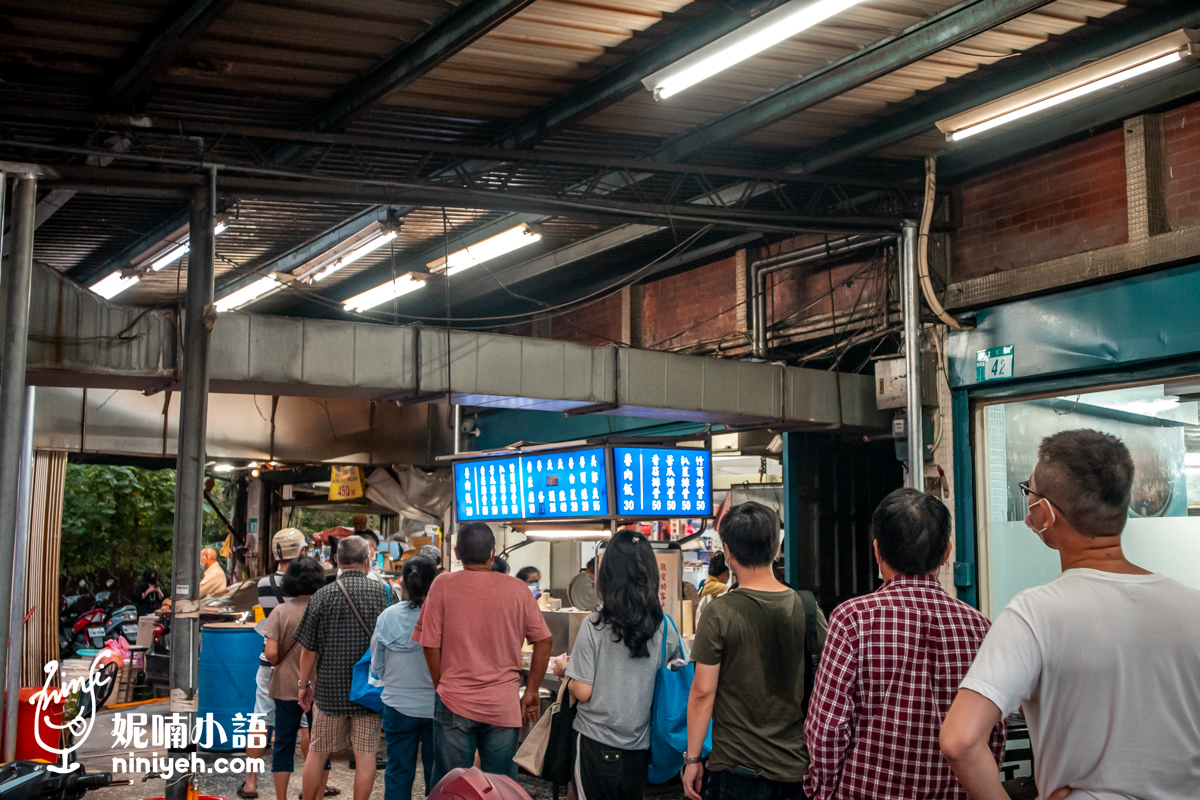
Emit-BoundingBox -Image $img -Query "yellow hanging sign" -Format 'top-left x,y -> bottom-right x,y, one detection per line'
329,466 -> 366,501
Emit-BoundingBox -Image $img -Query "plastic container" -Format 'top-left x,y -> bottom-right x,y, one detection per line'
197,624 -> 261,751
0,687 -> 64,762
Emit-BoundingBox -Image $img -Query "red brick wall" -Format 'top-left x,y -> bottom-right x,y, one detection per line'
1165,99 -> 1200,230
952,130 -> 1128,280
767,254 -> 885,327
552,291 -> 624,345
641,257 -> 738,349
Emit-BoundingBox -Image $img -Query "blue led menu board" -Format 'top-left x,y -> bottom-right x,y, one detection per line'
454,447 -> 610,522
614,446 -> 712,517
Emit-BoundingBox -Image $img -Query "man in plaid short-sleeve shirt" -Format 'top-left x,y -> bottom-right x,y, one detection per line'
296,535 -> 393,800
803,489 -> 1005,800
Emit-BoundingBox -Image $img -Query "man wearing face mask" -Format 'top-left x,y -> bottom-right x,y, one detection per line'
941,429 -> 1200,800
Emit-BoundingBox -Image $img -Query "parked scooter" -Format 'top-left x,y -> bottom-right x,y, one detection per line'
59,598 -> 107,658
104,604 -> 140,646
0,762 -> 122,800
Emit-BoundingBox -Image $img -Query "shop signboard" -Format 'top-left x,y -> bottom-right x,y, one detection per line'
453,446 -> 611,522
613,446 -> 712,518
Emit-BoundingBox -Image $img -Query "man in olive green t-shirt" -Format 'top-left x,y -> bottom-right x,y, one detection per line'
684,502 -> 827,800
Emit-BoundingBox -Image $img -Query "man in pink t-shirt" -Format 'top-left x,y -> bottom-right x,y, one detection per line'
415,522 -> 552,784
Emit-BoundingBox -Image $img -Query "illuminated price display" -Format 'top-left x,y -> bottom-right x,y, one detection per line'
454,447 -> 611,522
613,446 -> 712,518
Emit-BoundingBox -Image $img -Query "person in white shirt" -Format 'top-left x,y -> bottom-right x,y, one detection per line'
941,428 -> 1200,800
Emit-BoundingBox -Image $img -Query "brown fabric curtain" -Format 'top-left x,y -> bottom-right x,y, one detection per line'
21,451 -> 67,686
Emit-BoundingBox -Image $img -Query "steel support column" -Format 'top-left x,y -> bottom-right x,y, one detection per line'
951,389 -> 978,607
900,222 -> 924,489
166,169 -> 217,800
0,176 -> 36,733
4,387 -> 35,761
781,431 -> 819,592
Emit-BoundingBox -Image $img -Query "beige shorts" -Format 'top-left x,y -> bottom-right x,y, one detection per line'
309,706 -> 381,755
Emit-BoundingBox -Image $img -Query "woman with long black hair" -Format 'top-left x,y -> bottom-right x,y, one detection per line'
556,529 -> 684,800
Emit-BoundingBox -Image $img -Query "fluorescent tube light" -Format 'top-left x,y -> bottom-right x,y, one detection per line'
307,230 -> 398,283
343,274 -> 428,313
939,31 -> 1196,141
149,222 -> 229,271
522,529 -> 613,542
427,224 -> 541,276
214,275 -> 281,312
642,0 -> 866,100
91,271 -> 140,300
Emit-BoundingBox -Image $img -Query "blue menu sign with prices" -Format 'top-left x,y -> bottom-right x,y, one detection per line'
613,446 -> 711,517
455,447 -> 610,522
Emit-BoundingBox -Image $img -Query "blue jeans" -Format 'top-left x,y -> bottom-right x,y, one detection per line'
272,700 -> 330,774
703,768 -> 808,800
382,706 -> 434,800
272,700 -> 307,774
431,695 -> 519,787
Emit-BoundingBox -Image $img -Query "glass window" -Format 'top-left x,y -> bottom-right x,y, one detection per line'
977,382 -> 1200,616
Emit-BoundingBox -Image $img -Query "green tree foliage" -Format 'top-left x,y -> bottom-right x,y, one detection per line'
61,465 -> 177,596
60,465 -> 233,599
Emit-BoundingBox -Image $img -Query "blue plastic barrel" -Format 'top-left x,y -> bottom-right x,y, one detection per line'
198,624 -> 262,751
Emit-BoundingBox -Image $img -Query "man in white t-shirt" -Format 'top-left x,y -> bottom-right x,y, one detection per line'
940,429 -> 1200,800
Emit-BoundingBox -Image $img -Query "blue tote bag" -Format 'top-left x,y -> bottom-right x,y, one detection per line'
648,614 -> 712,784
340,579 -> 390,714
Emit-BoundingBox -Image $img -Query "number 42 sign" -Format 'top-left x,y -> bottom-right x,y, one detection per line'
976,345 -> 1015,382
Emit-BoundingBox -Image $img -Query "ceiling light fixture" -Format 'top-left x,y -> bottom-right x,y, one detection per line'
521,529 -> 613,542
303,230 -> 398,283
343,274 -> 428,313
939,31 -> 1197,141
91,221 -> 230,301
149,221 -> 228,272
214,275 -> 284,312
91,271 -> 140,300
642,0 -> 867,100
426,224 -> 542,276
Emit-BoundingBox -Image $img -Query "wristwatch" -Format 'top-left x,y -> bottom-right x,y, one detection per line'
683,754 -> 702,766
297,680 -> 312,688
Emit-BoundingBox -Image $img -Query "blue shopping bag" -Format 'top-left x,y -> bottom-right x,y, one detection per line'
348,582 -> 390,714
647,614 -> 712,784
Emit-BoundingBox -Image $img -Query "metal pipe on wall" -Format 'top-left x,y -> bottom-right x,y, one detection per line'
0,175 -> 37,731
166,169 -> 217,800
750,234 -> 894,358
899,221 -> 924,490
4,387 -> 35,760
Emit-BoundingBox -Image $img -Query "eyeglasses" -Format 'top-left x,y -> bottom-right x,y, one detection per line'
1017,480 -> 1043,501
1019,480 -> 1068,521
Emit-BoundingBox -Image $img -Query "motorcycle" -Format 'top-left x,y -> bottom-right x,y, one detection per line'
0,762 -> 123,800
60,604 -> 107,658
104,604 -> 141,647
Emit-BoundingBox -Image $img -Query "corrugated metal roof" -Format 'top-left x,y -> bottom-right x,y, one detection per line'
581,0 -> 1126,149
0,0 -> 1148,319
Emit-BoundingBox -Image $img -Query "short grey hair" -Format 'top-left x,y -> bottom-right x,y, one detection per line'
337,535 -> 372,567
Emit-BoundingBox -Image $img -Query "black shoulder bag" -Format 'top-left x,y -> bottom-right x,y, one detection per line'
798,589 -> 822,716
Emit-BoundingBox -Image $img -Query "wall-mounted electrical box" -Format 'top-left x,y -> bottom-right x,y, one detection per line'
874,354 -> 938,410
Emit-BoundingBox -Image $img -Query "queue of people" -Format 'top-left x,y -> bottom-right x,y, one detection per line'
230,427 -> 1200,800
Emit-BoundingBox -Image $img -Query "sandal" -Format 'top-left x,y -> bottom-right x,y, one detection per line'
325,789 -> 341,796
236,784 -> 259,799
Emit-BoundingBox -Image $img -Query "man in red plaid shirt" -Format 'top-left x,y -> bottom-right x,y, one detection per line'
803,488 -> 1005,800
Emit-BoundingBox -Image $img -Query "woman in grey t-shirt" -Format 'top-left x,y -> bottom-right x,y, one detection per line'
556,530 -> 683,800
